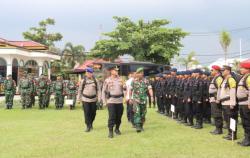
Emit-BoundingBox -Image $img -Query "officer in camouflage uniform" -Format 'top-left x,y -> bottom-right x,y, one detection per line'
43,74 -> 52,108
29,75 -> 36,107
19,72 -> 33,109
4,74 -> 16,109
53,74 -> 65,109
66,76 -> 78,110
37,74 -> 49,109
130,67 -> 153,132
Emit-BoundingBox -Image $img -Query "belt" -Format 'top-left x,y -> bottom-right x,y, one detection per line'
238,97 -> 248,102
220,96 -> 230,102
110,94 -> 124,98
82,94 -> 97,99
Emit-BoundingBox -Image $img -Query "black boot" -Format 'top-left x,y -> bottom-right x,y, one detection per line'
223,130 -> 237,140
115,128 -> 121,135
238,137 -> 250,146
136,124 -> 142,133
85,126 -> 91,132
108,128 -> 114,138
210,128 -> 223,135
194,123 -> 203,129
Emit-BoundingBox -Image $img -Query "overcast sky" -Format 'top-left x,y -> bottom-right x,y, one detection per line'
1,0 -> 250,65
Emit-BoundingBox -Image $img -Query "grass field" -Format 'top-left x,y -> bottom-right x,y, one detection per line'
0,101 -> 250,158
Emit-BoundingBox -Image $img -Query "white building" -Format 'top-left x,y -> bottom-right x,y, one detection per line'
0,37 -> 60,83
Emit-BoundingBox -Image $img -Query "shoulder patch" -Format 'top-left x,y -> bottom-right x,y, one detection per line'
228,77 -> 236,88
246,76 -> 250,88
216,76 -> 223,87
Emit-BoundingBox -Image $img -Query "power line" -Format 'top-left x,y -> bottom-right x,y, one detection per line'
199,50 -> 250,65
187,26 -> 250,36
180,51 -> 240,57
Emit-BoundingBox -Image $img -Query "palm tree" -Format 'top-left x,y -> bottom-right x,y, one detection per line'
62,42 -> 85,68
177,51 -> 199,70
220,31 -> 231,64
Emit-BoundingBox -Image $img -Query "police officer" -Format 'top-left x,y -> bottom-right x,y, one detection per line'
218,65 -> 238,140
163,71 -> 171,116
149,76 -> 156,108
19,72 -> 33,109
102,66 -> 124,138
169,68 -> 178,119
4,74 -> 16,109
155,73 -> 165,114
53,74 -> 65,109
37,74 -> 49,109
191,69 -> 204,129
129,67 -> 153,132
202,71 -> 211,124
183,70 -> 193,126
67,76 -> 78,110
96,75 -> 104,110
237,60 -> 250,146
125,72 -> 134,123
77,67 -> 100,132
209,65 -> 223,135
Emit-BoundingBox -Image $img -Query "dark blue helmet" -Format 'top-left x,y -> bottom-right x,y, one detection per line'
170,68 -> 177,72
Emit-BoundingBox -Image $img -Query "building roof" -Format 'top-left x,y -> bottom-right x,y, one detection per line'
0,37 -> 47,50
8,41 -> 45,47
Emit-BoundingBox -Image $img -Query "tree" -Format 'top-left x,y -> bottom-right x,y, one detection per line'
177,51 -> 199,70
220,31 -> 231,64
232,59 -> 240,72
23,18 -> 63,47
62,42 -> 85,68
91,16 -> 187,64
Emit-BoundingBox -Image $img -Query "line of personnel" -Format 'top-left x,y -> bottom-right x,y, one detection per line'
3,72 -> 85,110
152,60 -> 250,147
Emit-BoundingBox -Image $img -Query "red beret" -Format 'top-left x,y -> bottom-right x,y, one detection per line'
240,59 -> 250,69
211,65 -> 221,71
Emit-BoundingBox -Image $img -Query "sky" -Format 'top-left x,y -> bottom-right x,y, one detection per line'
1,0 -> 250,65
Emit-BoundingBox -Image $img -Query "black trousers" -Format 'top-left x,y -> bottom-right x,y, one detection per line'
194,101 -> 203,125
203,101 -> 211,121
165,97 -> 171,115
222,105 -> 238,136
148,91 -> 156,108
239,105 -> 250,139
108,103 -> 124,130
157,96 -> 164,113
185,101 -> 193,123
82,102 -> 97,127
211,102 -> 223,129
127,101 -> 134,123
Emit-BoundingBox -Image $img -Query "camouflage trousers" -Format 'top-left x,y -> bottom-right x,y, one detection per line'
45,94 -> 51,108
5,92 -> 14,109
21,91 -> 32,108
133,103 -> 147,127
38,93 -> 47,109
55,93 -> 64,109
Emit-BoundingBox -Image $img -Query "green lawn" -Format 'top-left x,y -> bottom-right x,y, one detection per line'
0,102 -> 250,158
